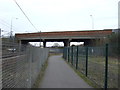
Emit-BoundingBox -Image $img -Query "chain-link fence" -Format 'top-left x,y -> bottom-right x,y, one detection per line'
1,42 -> 49,88
63,44 -> 119,89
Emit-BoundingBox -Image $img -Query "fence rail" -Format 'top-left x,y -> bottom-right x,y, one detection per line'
0,42 -> 49,88
63,44 -> 118,89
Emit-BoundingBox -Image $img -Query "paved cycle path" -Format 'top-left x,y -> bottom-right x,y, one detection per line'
40,55 -> 92,88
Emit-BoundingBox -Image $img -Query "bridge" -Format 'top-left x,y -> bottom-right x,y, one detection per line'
2,40 -> 118,88
15,29 -> 112,47
1,29 -> 118,89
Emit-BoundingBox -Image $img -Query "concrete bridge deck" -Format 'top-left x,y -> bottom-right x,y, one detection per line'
15,29 -> 113,47
39,55 -> 92,88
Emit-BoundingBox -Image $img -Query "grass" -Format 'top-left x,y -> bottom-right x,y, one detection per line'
32,59 -> 48,88
66,55 -> 119,88
84,56 -> 118,88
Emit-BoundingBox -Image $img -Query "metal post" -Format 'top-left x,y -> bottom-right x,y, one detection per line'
66,48 -> 67,60
10,18 -> 18,44
85,46 -> 88,77
68,47 -> 69,62
67,47 -> 68,61
65,47 -> 67,60
76,46 -> 79,70
104,44 -> 108,90
39,31 -> 41,47
64,48 -> 65,59
66,47 -> 68,60
90,15 -> 94,29
28,46 -> 32,88
71,46 -> 73,65
66,47 -> 67,60
63,48 -> 65,59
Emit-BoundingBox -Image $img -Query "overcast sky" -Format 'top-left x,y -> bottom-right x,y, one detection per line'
0,0 -> 119,37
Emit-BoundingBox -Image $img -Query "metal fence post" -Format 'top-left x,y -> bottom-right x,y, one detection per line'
29,46 -> 32,88
71,46 -> 73,65
64,48 -> 66,60
63,48 -> 64,58
66,47 -> 68,60
68,47 -> 69,62
104,44 -> 108,90
63,48 -> 65,59
65,47 -> 67,60
76,46 -> 79,70
85,46 -> 88,77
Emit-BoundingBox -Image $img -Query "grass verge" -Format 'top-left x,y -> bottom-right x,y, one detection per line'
32,59 -> 48,88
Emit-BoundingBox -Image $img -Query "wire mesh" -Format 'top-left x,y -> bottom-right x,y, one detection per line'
2,41 -> 26,58
63,44 -> 119,88
78,46 -> 86,74
88,46 -> 105,88
107,45 -> 118,88
1,43 -> 49,88
73,46 -> 77,67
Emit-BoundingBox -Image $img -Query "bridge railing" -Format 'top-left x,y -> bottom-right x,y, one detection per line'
63,44 -> 118,89
1,42 -> 49,88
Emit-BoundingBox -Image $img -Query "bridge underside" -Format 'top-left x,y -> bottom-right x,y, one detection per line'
19,38 -> 99,47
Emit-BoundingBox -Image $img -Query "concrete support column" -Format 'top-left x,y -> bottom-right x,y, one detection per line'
64,39 -> 70,47
84,40 -> 91,46
43,41 -> 46,48
21,40 -> 29,45
20,40 -> 29,51
84,39 -> 95,46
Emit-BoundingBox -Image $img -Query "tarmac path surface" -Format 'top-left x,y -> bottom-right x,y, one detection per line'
40,55 -> 92,88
